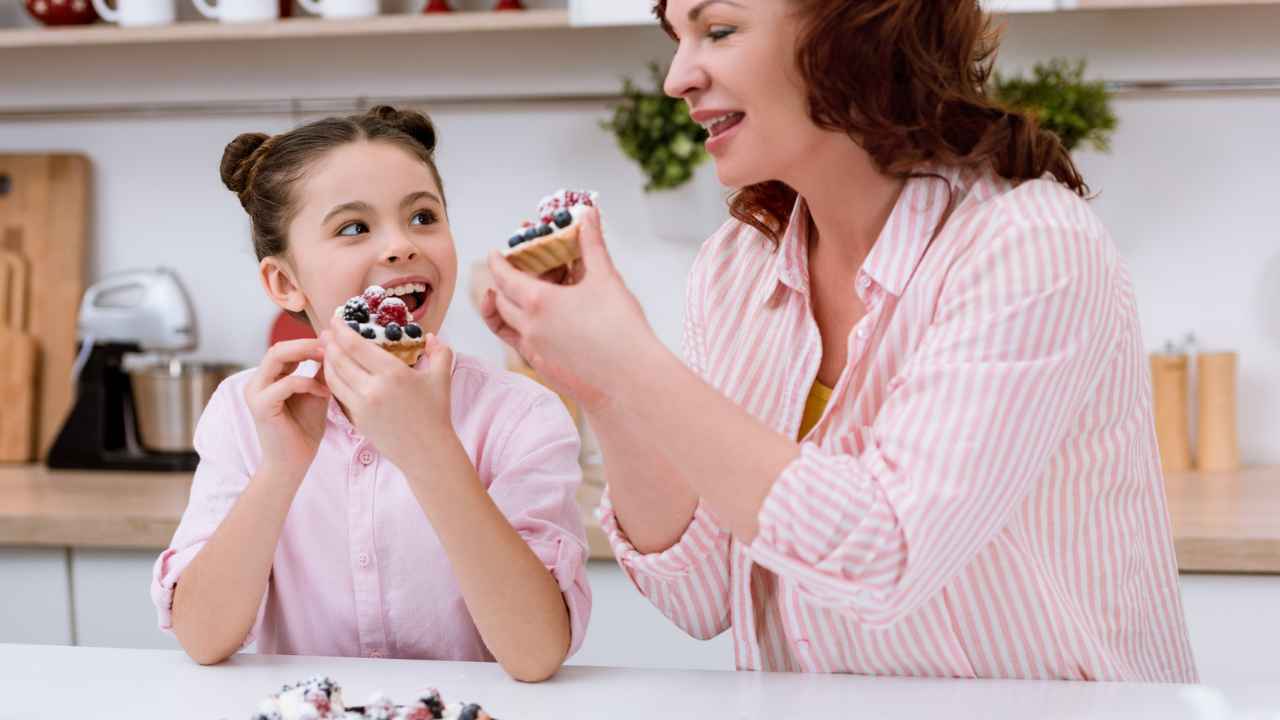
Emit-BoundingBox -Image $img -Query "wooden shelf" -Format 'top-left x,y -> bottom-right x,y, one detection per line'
0,8 -> 568,50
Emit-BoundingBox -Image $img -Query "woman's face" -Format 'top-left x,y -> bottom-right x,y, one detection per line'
662,0 -> 822,189
263,140 -> 457,337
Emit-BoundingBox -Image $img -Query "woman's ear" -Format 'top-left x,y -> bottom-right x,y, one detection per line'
260,256 -> 307,314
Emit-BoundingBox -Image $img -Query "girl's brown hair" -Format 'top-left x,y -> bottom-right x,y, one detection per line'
220,105 -> 447,261
655,0 -> 1088,243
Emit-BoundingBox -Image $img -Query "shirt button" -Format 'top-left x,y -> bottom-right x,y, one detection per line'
357,553 -> 370,567
858,276 -> 871,289
358,450 -> 374,466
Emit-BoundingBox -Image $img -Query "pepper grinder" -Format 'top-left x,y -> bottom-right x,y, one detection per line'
1196,350 -> 1240,473
1150,340 -> 1193,473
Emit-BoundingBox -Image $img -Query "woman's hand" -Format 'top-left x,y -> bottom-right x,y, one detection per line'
245,339 -> 331,483
320,318 -> 456,468
481,208 -> 662,414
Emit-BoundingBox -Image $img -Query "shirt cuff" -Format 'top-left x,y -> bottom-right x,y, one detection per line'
596,487 -> 725,581
525,534 -> 592,659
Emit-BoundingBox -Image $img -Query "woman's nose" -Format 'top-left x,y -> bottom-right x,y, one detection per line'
664,43 -> 708,100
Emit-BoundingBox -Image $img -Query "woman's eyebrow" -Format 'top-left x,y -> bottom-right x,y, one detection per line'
688,0 -> 743,21
323,201 -> 372,224
401,190 -> 442,208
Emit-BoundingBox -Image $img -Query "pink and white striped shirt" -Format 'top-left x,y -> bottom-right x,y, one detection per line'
599,164 -> 1197,682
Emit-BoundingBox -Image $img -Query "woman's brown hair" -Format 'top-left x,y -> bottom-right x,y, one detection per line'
654,0 -> 1088,243
220,105 -> 447,261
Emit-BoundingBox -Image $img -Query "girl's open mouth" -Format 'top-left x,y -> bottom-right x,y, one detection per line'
384,281 -> 433,319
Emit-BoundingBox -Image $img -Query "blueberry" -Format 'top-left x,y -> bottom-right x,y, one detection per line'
384,322 -> 402,341
553,209 -> 573,228
536,224 -> 554,237
347,321 -> 360,333
520,226 -> 540,241
404,323 -> 423,339
360,327 -> 376,340
459,704 -> 482,720
508,234 -> 527,248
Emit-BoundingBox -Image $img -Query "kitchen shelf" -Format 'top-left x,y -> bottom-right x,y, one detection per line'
0,8 -> 568,50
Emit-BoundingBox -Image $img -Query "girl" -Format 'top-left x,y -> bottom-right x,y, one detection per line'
151,106 -> 590,683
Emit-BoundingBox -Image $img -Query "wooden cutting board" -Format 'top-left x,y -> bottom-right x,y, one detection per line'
0,155 -> 90,460
0,250 -> 37,462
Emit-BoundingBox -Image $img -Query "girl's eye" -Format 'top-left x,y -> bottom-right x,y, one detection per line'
707,26 -> 735,41
338,221 -> 368,237
411,210 -> 438,226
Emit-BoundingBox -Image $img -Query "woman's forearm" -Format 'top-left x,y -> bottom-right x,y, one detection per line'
614,343 -> 801,543
172,467 -> 301,664
404,435 -> 571,683
586,403 -> 699,555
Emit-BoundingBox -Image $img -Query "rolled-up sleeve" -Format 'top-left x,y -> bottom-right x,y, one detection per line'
150,379 -> 266,646
595,233 -> 734,641
750,218 -> 1122,627
486,393 -> 592,658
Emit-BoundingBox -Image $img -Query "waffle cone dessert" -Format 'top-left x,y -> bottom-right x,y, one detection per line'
503,189 -> 597,274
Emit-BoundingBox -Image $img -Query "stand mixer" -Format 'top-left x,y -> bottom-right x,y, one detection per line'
47,267 -> 201,471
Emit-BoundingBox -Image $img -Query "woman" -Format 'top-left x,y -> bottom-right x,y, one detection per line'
483,0 -> 1196,682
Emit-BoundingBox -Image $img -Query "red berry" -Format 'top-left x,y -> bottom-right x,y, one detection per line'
377,297 -> 409,326
362,285 -> 387,311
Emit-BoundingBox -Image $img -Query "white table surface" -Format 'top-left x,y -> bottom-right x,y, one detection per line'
3,644 -> 1278,720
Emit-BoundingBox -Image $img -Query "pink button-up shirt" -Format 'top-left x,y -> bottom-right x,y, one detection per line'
151,353 -> 591,661
600,165 -> 1197,681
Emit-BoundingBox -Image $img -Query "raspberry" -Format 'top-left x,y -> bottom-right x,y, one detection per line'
376,297 -> 409,326
362,285 -> 387,311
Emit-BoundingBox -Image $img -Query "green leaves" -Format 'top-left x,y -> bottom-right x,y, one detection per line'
601,62 -> 710,192
991,58 -> 1118,153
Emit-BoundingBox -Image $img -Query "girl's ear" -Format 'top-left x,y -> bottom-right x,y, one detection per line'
260,256 -> 307,314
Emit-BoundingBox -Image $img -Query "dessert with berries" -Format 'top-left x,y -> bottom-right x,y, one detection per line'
334,285 -> 428,366
503,189 -> 598,274
251,675 -> 496,720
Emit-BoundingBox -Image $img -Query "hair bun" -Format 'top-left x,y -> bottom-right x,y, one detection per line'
220,132 -> 271,195
366,105 -> 438,154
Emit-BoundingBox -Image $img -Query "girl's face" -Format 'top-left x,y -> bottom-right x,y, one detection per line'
662,0 -> 830,189
262,140 -> 456,337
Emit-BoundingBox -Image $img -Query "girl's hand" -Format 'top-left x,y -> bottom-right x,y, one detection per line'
321,318 -> 456,468
481,208 -> 661,415
245,339 -> 331,482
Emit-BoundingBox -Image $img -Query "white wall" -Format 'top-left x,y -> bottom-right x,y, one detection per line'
2,5 -> 1278,460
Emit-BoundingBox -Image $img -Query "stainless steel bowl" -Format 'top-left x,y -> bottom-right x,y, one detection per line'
130,360 -> 241,453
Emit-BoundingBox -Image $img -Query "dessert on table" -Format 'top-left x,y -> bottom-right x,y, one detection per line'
251,676 -> 495,720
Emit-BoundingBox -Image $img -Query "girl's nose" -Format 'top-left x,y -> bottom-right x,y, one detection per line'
664,43 -> 709,100
383,234 -> 418,264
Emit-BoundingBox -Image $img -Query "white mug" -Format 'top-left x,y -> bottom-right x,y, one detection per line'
297,0 -> 375,18
192,0 -> 277,22
90,0 -> 175,25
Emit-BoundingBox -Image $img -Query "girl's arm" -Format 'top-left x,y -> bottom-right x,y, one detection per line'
401,432 -> 572,683
171,466 -> 303,664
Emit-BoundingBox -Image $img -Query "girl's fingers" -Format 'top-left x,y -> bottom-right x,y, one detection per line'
254,339 -> 324,392
260,375 -> 329,413
323,336 -> 373,396
323,356 -> 360,411
328,317 -> 400,376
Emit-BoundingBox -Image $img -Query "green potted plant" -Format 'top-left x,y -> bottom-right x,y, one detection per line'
991,58 -> 1118,153
603,62 -> 725,241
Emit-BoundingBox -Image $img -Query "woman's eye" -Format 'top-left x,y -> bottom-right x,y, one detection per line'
338,222 -> 368,237
707,26 -> 735,41
411,210 -> 438,226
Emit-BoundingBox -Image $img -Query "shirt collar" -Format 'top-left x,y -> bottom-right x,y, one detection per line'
753,165 -> 958,306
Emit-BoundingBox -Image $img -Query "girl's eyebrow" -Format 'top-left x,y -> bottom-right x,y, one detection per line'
323,201 -> 371,224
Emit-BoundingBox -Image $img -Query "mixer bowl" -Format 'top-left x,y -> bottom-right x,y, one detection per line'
130,360 -> 241,453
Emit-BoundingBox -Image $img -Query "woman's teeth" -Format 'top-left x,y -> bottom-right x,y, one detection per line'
701,112 -> 745,137
386,282 -> 427,297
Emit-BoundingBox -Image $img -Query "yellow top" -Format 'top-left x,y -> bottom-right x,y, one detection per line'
797,380 -> 833,440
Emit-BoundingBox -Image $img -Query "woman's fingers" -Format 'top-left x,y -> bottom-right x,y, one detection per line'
486,251 -> 544,310
576,208 -> 616,277
254,339 -> 324,392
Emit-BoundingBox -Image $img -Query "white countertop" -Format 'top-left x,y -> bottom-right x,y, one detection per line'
3,644 -> 1279,720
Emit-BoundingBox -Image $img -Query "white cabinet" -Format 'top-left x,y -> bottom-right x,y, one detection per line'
0,548 -> 72,646
70,550 -> 179,650
569,0 -> 655,27
1179,575 -> 1280,686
